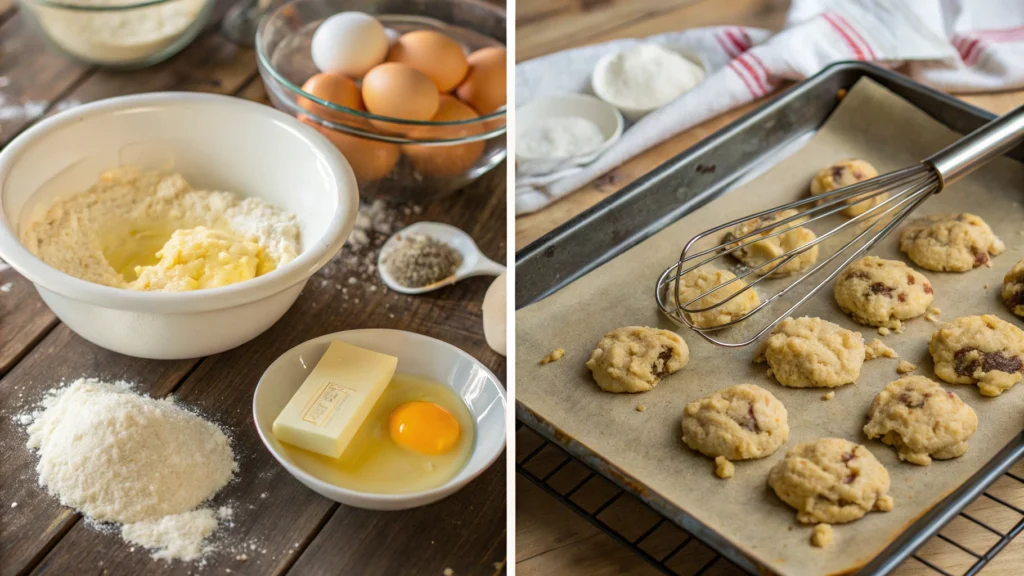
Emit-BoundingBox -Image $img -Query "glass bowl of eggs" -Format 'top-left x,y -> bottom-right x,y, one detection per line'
256,0 -> 507,202
18,0 -> 216,68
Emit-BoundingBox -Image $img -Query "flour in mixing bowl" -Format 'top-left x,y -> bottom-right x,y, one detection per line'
23,378 -> 237,561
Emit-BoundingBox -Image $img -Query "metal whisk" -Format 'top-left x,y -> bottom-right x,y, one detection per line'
656,104 -> 1024,347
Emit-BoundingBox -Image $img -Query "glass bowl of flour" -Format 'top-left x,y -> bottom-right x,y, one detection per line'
18,0 -> 215,68
256,0 -> 507,203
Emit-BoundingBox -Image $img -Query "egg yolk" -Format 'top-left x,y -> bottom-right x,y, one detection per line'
388,401 -> 460,455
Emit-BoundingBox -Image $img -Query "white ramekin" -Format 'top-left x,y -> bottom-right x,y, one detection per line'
0,92 -> 359,359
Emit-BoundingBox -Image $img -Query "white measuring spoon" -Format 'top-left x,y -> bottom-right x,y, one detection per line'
377,221 -> 506,295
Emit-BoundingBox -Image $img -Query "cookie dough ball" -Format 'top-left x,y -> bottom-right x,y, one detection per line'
722,209 -> 819,276
676,267 -> 760,328
682,384 -> 789,460
929,314 -> 1024,396
1002,258 -> 1024,318
768,438 -> 894,524
809,160 -> 881,217
833,256 -> 934,329
863,376 -> 977,465
756,317 -> 865,388
586,326 -> 689,393
899,213 -> 1004,272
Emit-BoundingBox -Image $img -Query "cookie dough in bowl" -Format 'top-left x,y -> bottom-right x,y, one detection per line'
756,317 -> 865,388
809,159 -> 881,217
0,93 -> 358,359
681,384 -> 789,461
929,315 -> 1024,396
585,326 -> 689,393
1002,258 -> 1024,318
833,256 -> 933,330
675,267 -> 760,328
863,376 -> 977,465
899,213 -> 1004,272
722,209 -> 819,276
768,438 -> 894,524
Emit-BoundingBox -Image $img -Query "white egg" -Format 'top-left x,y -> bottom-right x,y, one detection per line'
311,12 -> 389,78
482,271 -> 506,356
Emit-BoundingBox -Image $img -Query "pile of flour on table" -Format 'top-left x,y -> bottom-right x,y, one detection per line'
22,378 -> 237,562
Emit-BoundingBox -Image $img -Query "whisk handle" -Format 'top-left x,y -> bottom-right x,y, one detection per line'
926,103 -> 1024,189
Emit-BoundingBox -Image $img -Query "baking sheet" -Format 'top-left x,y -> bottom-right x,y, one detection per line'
515,77 -> 1024,576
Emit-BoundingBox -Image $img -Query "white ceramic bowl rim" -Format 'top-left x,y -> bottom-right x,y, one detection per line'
252,329 -> 507,504
0,92 -> 359,314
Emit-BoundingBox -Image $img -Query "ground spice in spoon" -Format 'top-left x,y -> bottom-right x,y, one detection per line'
384,234 -> 462,288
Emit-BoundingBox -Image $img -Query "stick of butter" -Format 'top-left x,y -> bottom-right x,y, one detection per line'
272,340 -> 398,458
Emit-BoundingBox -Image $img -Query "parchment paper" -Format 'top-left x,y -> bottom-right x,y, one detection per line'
515,78 -> 1024,576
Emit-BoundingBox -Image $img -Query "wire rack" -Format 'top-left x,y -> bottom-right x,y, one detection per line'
516,422 -> 1024,576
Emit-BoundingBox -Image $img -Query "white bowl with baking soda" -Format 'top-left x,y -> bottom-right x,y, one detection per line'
253,329 -> 506,510
0,93 -> 358,359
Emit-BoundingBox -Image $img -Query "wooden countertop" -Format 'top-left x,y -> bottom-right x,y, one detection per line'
0,3 -> 507,575
515,1 -> 1024,574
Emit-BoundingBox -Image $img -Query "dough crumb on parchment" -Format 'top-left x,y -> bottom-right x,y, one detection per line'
636,404 -> 646,412
714,456 -> 735,479
812,524 -> 834,548
540,348 -> 565,365
865,339 -> 897,360
878,326 -> 891,336
897,360 -> 917,374
821,391 -> 835,401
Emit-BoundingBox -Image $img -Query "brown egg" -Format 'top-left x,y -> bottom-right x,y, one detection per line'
455,47 -> 506,115
387,30 -> 469,92
402,95 -> 485,177
299,116 -> 399,183
361,62 -> 440,122
300,73 -> 364,125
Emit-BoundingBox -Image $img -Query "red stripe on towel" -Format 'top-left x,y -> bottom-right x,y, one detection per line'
729,60 -> 761,98
725,29 -> 749,54
716,31 -> 739,58
962,38 -> 984,65
746,52 -> 775,92
823,12 -> 867,60
831,12 -> 877,60
735,55 -> 769,95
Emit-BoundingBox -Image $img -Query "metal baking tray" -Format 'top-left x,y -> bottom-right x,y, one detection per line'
515,61 -> 1024,575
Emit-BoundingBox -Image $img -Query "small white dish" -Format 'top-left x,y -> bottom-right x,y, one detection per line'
515,94 -> 623,177
252,329 -> 507,510
0,92 -> 358,359
377,221 -> 505,295
592,44 -> 706,122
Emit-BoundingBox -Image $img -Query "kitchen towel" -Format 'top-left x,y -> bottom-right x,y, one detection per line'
515,0 -> 1024,215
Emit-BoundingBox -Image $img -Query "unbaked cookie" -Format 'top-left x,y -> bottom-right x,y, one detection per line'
756,317 -> 865,388
586,326 -> 690,393
1002,258 -> 1024,318
682,384 -> 789,460
929,315 -> 1024,396
863,376 -> 978,465
722,209 -> 819,276
676,267 -> 760,328
833,256 -> 934,329
768,438 -> 894,524
809,159 -> 882,217
899,213 -> 1004,272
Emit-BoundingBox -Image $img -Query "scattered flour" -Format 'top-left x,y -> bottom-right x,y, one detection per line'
23,378 -> 237,562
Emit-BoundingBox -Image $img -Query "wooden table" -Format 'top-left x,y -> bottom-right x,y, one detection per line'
515,1 -> 1024,574
0,3 -> 507,575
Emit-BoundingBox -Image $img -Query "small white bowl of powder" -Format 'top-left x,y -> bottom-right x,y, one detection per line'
592,43 -> 706,121
516,93 -> 623,177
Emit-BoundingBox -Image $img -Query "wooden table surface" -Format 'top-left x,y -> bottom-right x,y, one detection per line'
0,2 -> 507,575
515,1 -> 1024,575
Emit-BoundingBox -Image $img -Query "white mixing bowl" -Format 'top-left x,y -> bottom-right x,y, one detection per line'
253,329 -> 507,510
0,93 -> 359,359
